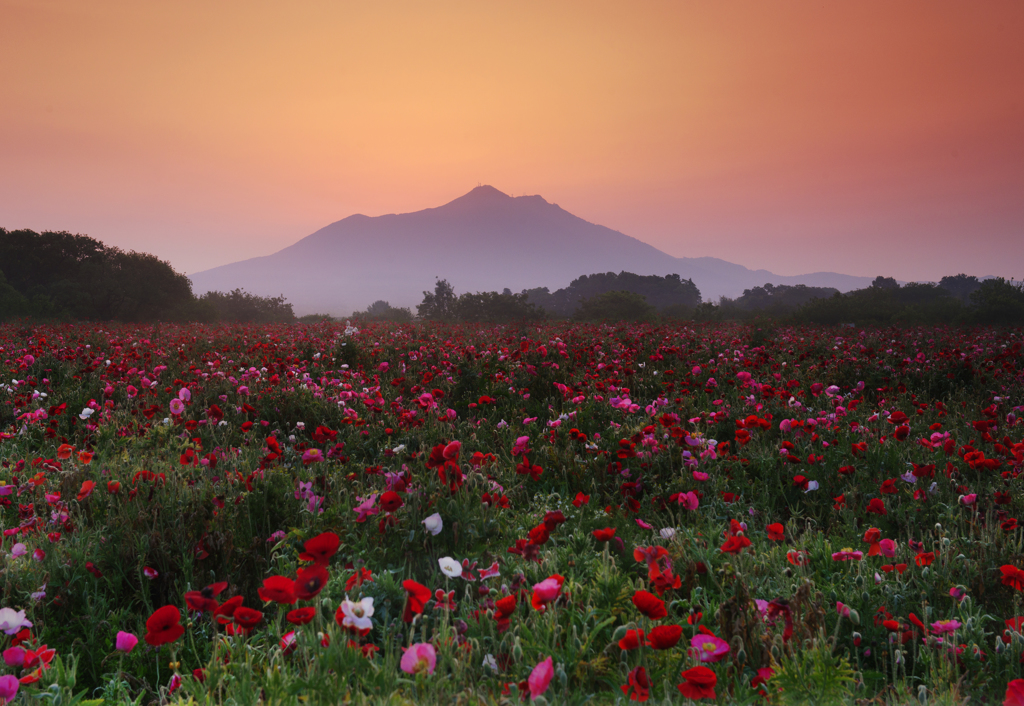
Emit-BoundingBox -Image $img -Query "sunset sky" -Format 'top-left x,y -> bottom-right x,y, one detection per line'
2,1 -> 1022,281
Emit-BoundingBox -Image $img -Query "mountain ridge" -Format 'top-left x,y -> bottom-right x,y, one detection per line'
189,185 -> 874,315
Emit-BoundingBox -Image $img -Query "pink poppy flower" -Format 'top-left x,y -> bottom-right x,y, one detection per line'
930,619 -> 961,634
528,656 -> 554,699
400,642 -> 437,675
690,633 -> 730,662
116,631 -> 138,653
353,495 -> 379,522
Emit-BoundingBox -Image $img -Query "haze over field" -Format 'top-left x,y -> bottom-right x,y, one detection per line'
1,1 -> 1022,289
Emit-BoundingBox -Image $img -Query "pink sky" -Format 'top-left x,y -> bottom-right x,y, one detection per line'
1,0 -> 1022,281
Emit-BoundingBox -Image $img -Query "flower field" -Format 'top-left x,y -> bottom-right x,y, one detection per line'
0,320 -> 1022,704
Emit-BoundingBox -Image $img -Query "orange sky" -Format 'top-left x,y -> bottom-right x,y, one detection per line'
2,0 -> 1022,281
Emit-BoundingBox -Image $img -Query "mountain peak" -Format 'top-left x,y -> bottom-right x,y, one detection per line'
438,185 -> 557,214
466,185 -> 509,198
438,185 -> 510,208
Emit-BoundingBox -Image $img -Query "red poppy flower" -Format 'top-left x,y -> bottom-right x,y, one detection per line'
592,528 -> 616,542
887,411 -> 909,425
543,510 -> 566,531
766,523 -> 784,541
403,579 -> 432,622
528,524 -> 551,546
572,492 -> 590,507
379,490 -> 403,513
215,595 -> 244,621
184,581 -> 228,613
299,532 -> 340,564
233,606 -> 263,630
786,550 -> 810,566
294,564 -> 329,600
865,498 -> 887,515
287,606 -> 317,625
646,624 -> 683,650
493,594 -> 516,631
618,628 -> 646,650
1002,565 -> 1024,591
720,535 -> 752,554
258,576 -> 297,605
915,552 -> 935,567
495,595 -> 517,618
23,645 -> 55,670
632,590 -> 667,620
345,567 -> 374,591
861,529 -> 881,557
76,480 -> 96,501
677,666 -> 717,700
621,665 -> 650,702
144,605 -> 185,646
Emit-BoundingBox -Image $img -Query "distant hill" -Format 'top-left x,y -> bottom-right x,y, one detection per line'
188,185 -> 874,315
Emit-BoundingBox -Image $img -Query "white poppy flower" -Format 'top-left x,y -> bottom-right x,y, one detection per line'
438,556 -> 463,578
422,513 -> 443,536
338,595 -> 374,632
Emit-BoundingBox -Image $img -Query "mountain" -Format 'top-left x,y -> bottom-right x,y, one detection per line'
188,185 -> 874,315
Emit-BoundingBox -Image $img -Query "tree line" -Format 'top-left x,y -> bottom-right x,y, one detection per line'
4,228 -> 1020,326
0,229 -> 295,323
378,272 -> 703,324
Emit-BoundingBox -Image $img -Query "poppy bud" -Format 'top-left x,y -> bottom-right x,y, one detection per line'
855,575 -> 864,587
736,648 -> 747,663
848,609 -> 860,626
852,631 -> 861,646
996,638 -> 1005,654
918,685 -> 928,704
611,626 -> 629,643
512,638 -> 522,661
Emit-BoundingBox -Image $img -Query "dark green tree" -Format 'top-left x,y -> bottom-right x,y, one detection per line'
454,291 -> 544,323
0,228 -> 197,321
355,300 -> 414,323
574,290 -> 656,322
969,278 -> 1024,325
938,274 -> 982,302
198,289 -> 296,323
417,279 -> 458,321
